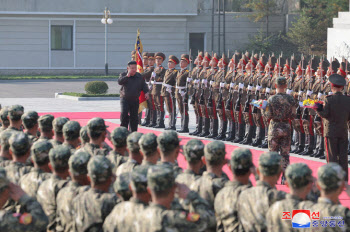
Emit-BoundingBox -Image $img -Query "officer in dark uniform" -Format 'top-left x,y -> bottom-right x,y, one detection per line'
118,61 -> 149,132
316,73 -> 350,181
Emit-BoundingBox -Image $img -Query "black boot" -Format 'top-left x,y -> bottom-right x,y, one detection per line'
295,133 -> 305,154
233,123 -> 245,143
206,119 -> 219,138
215,120 -> 227,140
198,118 -> 210,137
290,131 -> 299,153
315,137 -> 325,158
147,109 -> 157,127
154,111 -> 165,128
242,125 -> 256,145
177,115 -> 189,133
252,126 -> 264,147
224,121 -> 235,141
205,119 -> 215,138
141,108 -> 151,126
190,117 -> 202,135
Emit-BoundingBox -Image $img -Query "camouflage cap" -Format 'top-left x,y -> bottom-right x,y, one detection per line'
230,148 -> 254,170
68,151 -> 91,176
139,133 -> 158,155
258,152 -> 282,176
285,163 -> 313,189
184,139 -> 204,162
276,76 -> 287,86
80,126 -> 89,143
38,114 -> 54,131
113,172 -> 131,192
9,132 -> 31,156
157,131 -> 181,153
49,145 -> 71,170
204,141 -> 226,164
21,111 -> 39,129
63,121 -> 81,141
111,127 -> 130,148
87,117 -> 108,133
53,117 -> 69,133
0,130 -> 15,150
8,105 -> 24,120
87,155 -> 113,184
148,165 -> 175,192
131,166 -> 148,193
0,167 -> 9,191
0,107 -> 10,126
127,132 -> 143,153
31,140 -> 53,164
317,163 -> 345,192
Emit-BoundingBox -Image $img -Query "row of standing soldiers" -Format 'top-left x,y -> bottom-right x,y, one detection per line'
134,50 -> 350,162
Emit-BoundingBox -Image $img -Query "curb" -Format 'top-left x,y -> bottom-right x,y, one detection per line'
55,93 -> 120,101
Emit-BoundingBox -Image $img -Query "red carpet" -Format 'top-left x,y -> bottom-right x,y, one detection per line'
38,112 -> 178,119
51,113 -> 350,207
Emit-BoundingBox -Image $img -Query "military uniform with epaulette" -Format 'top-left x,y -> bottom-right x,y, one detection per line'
141,52 -> 156,127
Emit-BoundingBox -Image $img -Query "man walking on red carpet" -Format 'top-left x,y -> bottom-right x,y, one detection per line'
118,61 -> 149,132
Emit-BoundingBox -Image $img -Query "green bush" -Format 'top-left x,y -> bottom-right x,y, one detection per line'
85,81 -> 109,94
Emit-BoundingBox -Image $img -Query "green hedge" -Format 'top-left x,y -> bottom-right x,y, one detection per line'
85,81 -> 109,94
62,92 -> 119,97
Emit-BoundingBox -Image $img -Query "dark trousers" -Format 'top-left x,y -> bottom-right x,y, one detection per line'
120,98 -> 139,132
325,136 -> 348,181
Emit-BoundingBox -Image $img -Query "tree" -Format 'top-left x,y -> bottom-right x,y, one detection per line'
287,0 -> 348,55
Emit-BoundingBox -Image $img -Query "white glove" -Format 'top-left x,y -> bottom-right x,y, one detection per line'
256,85 -> 262,91
239,83 -> 244,89
306,90 -> 313,96
266,87 -> 271,93
248,85 -> 253,91
186,77 -> 192,83
151,72 -> 156,78
317,92 -> 323,98
328,92 -> 334,95
151,81 -> 155,85
298,91 -> 303,95
230,83 -> 235,88
220,82 -> 225,88
210,81 -> 214,86
286,89 -> 293,95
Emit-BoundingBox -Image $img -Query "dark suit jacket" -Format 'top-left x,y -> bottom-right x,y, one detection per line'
317,92 -> 350,138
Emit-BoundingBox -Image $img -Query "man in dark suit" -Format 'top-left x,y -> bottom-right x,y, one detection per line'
316,74 -> 350,181
118,61 -> 149,132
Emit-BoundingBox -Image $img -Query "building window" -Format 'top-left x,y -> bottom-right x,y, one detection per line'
189,33 -> 205,55
51,25 -> 73,50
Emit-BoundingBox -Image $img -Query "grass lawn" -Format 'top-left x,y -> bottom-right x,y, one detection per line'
62,92 -> 120,97
0,75 -> 119,80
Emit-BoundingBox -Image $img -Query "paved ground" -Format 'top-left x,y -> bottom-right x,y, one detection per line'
0,79 -> 120,98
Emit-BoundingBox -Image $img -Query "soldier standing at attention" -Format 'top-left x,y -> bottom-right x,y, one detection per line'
262,76 -> 298,183
316,74 -> 350,181
161,55 -> 179,130
141,53 -> 156,127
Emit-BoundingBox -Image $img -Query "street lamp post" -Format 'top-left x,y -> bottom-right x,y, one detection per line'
101,8 -> 113,76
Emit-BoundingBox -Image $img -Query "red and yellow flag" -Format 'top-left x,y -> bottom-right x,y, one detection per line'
135,29 -> 147,113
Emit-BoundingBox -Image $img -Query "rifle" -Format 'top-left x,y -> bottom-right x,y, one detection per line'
184,49 -> 192,105
252,70 -> 262,114
314,55 -> 324,123
207,68 -> 215,108
216,66 -> 226,109
244,54 -> 254,113
199,68 -> 207,105
225,62 -> 236,110
235,61 -> 244,112
190,64 -> 201,105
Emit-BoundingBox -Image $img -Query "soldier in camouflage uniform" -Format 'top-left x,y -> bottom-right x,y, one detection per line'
38,114 -> 54,140
214,148 -> 254,232
62,120 -> 81,154
266,163 -> 315,231
138,165 -> 213,232
104,167 -> 151,232
20,140 -> 53,198
176,139 -> 204,188
5,133 -> 32,184
113,172 -> 132,201
50,117 -> 69,147
0,107 -> 10,132
81,117 -> 109,156
157,130 -> 183,177
237,152 -> 286,232
72,155 -> 119,232
106,127 -> 129,173
138,133 -> 160,170
191,141 -> 229,231
6,105 -> 24,132
262,76 -> 298,180
37,145 -> 71,231
0,167 -> 49,231
116,132 -> 143,176
56,151 -> 91,232
21,111 -> 39,143
308,163 -> 350,231
0,130 -> 14,164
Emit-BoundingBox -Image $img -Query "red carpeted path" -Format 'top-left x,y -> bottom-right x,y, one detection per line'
44,112 -> 350,207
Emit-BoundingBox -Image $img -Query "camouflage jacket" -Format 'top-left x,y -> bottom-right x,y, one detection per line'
263,93 -> 297,122
5,161 -> 32,184
80,143 -> 109,157
106,150 -> 128,173
20,168 -> 52,199
158,161 -> 183,178
0,195 -> 48,231
214,180 -> 252,232
103,197 -> 148,232
49,139 -> 63,148
37,175 -> 69,231
56,182 -> 90,232
72,188 -> 119,232
138,191 -> 213,232
176,169 -> 200,189
266,194 -> 314,232
116,158 -> 139,176
237,180 -> 286,232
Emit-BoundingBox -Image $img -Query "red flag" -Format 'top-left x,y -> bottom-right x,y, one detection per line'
135,29 -> 147,113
